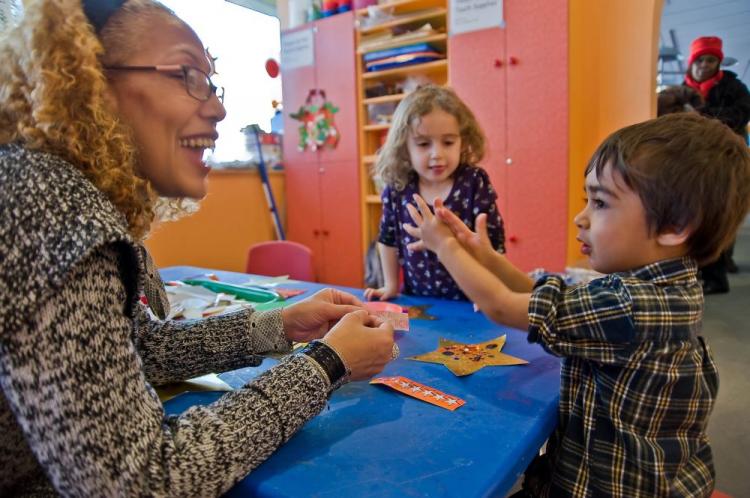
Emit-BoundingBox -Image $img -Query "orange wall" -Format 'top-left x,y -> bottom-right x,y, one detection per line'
567,0 -> 664,266
145,169 -> 286,273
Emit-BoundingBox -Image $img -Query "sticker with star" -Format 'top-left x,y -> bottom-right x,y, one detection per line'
370,376 -> 465,411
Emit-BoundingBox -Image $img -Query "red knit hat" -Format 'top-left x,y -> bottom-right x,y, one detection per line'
687,36 -> 723,67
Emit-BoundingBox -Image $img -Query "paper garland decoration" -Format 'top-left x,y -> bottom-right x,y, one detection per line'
290,95 -> 340,152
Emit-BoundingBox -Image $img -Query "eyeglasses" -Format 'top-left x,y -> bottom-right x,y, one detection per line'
104,64 -> 225,103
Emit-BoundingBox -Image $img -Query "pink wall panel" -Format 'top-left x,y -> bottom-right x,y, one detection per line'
319,159 -> 363,286
449,27 -> 509,218
503,0 -> 569,271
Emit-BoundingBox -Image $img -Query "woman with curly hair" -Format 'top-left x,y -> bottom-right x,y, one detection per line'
0,1 -> 395,495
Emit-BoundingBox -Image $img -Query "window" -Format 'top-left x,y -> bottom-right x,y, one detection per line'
0,0 -> 23,31
161,0 -> 282,165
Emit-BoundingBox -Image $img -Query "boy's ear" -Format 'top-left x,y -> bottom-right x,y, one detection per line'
656,225 -> 692,247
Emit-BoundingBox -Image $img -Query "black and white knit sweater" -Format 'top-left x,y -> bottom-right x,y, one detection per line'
0,144 -> 332,496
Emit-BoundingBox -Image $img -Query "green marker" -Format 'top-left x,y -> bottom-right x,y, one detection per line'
183,279 -> 282,303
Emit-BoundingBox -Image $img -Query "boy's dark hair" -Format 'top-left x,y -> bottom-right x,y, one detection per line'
586,112 -> 750,265
657,85 -> 704,116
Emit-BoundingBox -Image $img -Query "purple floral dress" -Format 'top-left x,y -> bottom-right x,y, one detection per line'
378,164 -> 505,300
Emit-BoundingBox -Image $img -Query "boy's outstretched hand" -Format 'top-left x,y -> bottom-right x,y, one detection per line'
403,194 -> 456,253
434,204 -> 495,268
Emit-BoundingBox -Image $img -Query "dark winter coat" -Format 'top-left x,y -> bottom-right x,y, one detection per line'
686,70 -> 750,142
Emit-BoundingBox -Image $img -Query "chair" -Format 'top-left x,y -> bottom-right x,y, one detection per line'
245,240 -> 315,282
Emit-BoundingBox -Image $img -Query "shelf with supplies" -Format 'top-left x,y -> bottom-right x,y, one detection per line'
361,58 -> 447,81
363,123 -> 391,131
362,92 -> 407,105
355,0 -> 442,16
358,33 -> 447,55
357,7 -> 447,35
354,0 -> 448,262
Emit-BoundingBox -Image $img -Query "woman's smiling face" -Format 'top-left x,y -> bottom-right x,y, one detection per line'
107,14 -> 226,199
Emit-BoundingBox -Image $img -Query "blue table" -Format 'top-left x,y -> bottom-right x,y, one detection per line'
161,266 -> 560,498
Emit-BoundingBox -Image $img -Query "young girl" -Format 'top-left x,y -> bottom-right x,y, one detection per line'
364,85 -> 505,301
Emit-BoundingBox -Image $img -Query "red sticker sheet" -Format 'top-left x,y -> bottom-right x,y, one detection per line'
371,376 -> 465,411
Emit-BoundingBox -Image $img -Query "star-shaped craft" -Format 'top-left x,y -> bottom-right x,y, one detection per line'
408,335 -> 528,376
403,304 -> 437,320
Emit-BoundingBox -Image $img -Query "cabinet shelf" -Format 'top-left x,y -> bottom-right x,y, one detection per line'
363,123 -> 391,131
358,33 -> 447,55
356,0 -> 447,271
356,0 -> 446,16
358,7 -> 447,35
363,93 -> 406,105
362,59 -> 447,81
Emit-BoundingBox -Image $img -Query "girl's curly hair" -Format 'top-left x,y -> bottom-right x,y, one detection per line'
0,0 -> 181,240
374,85 -> 486,191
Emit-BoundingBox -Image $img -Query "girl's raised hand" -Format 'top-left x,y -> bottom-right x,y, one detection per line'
403,194 -> 456,253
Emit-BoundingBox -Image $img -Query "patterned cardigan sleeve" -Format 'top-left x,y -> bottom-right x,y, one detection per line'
132,291 -> 292,385
1,245 -> 330,496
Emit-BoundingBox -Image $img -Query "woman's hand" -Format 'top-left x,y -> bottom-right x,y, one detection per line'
323,310 -> 395,381
281,288 -> 364,343
403,194 -> 456,253
363,285 -> 399,301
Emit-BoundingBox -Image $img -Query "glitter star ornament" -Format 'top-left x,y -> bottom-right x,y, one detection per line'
408,335 -> 527,376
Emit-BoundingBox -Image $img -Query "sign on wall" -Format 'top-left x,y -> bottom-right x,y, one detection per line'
281,28 -> 314,70
450,0 -> 504,35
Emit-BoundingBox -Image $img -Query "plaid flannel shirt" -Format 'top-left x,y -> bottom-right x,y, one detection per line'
526,257 -> 718,498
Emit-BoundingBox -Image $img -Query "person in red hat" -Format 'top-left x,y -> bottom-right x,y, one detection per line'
683,36 -> 750,292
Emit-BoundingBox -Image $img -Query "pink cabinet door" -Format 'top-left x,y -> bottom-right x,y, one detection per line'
281,25 -> 318,166
504,0 -> 569,271
285,160 -> 324,279
318,159 -> 363,287
314,13 -> 359,164
449,27 -> 508,217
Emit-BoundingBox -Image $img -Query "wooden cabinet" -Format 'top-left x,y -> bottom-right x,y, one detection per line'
449,0 -> 569,271
281,13 -> 363,286
283,0 -> 573,282
354,0 -> 450,268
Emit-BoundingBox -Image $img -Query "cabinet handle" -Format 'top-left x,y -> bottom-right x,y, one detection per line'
322,229 -> 330,236
509,56 -> 519,65
494,58 -> 503,68
506,157 -> 513,165
319,167 -> 325,173
313,229 -> 320,236
509,235 -> 518,243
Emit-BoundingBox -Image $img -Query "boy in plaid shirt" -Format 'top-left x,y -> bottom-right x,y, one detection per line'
404,113 -> 750,497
